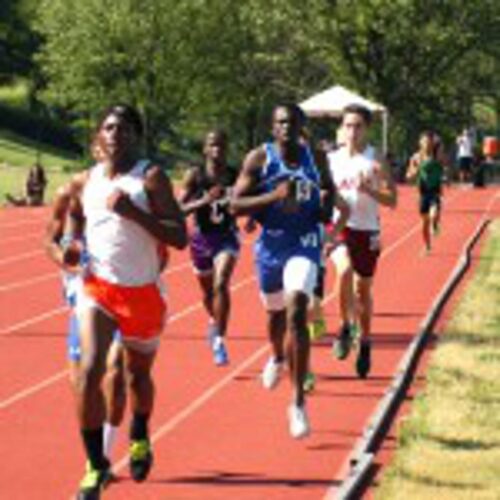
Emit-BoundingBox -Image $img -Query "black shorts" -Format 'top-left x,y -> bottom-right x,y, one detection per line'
459,157 -> 473,173
419,189 -> 441,215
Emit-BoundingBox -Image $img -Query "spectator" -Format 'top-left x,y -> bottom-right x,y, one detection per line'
5,163 -> 48,206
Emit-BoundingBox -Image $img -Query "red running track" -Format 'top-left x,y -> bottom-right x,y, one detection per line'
0,186 -> 498,500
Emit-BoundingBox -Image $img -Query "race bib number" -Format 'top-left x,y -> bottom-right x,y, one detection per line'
295,179 -> 312,202
210,199 -> 227,224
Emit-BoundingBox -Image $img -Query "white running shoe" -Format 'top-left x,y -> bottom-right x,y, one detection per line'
261,357 -> 283,390
288,404 -> 310,439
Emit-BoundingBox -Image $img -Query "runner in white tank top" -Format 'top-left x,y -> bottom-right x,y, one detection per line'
329,144 -> 380,231
83,159 -> 161,285
327,104 -> 397,379
45,105 -> 187,499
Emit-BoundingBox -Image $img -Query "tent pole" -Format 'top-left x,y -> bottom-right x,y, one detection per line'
382,111 -> 389,155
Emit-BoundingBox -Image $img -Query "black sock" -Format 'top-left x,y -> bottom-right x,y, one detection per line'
81,428 -> 107,470
130,412 -> 150,441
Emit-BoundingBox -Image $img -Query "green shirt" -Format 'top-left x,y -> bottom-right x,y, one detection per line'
418,158 -> 443,191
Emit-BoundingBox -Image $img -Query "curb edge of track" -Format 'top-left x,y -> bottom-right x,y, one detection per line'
332,216 -> 492,500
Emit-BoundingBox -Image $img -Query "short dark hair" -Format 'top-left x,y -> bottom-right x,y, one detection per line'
96,104 -> 144,137
273,102 -> 307,127
342,104 -> 372,125
205,128 -> 228,145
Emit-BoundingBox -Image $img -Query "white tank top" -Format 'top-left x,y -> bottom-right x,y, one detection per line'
82,160 -> 161,286
328,145 -> 380,231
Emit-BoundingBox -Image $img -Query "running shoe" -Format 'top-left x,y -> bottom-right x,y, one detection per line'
308,317 -> 327,341
129,439 -> 153,482
212,337 -> 229,366
77,460 -> 112,500
356,340 -> 372,379
333,323 -> 353,360
303,372 -> 316,393
288,404 -> 310,439
261,357 -> 283,389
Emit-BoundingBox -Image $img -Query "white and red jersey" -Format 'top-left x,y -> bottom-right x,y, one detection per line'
82,160 -> 161,286
327,145 -> 380,231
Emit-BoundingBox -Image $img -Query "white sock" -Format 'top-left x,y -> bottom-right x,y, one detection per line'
213,335 -> 224,348
103,422 -> 119,460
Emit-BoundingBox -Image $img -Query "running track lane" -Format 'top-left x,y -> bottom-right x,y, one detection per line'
0,187 -> 497,499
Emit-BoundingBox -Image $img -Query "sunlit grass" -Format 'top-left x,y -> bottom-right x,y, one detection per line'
376,221 -> 500,500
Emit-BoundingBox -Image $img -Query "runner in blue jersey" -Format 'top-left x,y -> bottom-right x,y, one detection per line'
231,103 -> 337,439
180,130 -> 240,366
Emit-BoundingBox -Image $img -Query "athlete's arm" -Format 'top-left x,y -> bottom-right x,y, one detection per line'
315,148 -> 336,223
179,167 -> 223,215
45,173 -> 86,271
360,152 -> 398,208
230,146 -> 291,215
406,154 -> 419,182
108,165 -> 187,249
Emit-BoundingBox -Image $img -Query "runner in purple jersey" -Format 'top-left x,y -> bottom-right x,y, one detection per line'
179,129 -> 240,366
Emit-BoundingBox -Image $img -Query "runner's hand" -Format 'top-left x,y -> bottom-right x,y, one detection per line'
61,239 -> 84,273
107,189 -> 137,218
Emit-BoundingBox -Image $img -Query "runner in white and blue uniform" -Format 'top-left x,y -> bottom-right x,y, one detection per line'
231,103 -> 336,439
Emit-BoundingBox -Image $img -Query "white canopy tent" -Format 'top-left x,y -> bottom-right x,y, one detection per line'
299,85 -> 389,153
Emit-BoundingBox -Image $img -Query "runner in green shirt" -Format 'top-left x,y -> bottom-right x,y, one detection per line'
407,131 -> 445,254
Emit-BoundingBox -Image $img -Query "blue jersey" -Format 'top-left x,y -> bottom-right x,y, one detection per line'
255,142 -> 321,234
254,142 -> 322,285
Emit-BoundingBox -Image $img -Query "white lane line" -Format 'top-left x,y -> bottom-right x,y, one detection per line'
0,370 -> 69,410
0,272 -> 57,292
0,249 -> 45,266
2,232 -> 44,245
0,219 -> 46,229
0,306 -> 68,336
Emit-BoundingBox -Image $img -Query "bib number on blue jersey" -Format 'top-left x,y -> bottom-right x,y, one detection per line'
300,231 -> 319,248
294,179 -> 312,202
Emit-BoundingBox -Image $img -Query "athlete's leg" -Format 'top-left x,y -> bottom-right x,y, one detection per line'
75,304 -> 115,487
331,245 -> 354,326
353,274 -> 373,341
331,245 -> 355,359
422,213 -> 431,251
353,274 -> 373,378
123,344 -> 158,482
208,250 -> 238,365
286,291 -> 310,408
283,256 -> 317,439
212,250 -> 238,338
420,193 -> 432,252
103,340 -> 126,460
260,308 -> 286,389
196,272 -> 214,319
430,196 -> 441,236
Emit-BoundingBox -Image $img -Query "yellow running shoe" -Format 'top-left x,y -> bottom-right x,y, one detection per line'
77,460 -> 112,500
303,372 -> 316,393
308,317 -> 327,341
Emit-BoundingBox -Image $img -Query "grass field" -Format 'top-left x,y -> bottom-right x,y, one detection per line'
0,128 -> 81,203
1,164 -> 75,203
376,220 -> 500,500
0,129 -> 80,170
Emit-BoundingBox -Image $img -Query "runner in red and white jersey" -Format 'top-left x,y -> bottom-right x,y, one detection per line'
327,104 -> 397,378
